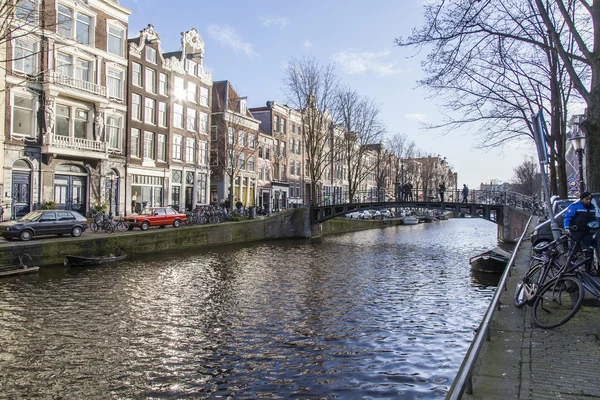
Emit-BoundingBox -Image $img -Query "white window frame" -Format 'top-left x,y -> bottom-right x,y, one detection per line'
248,133 -> 256,150
174,76 -> 185,99
200,86 -> 209,107
173,103 -> 184,129
144,97 -> 156,125
145,67 -> 156,94
132,62 -> 142,87
157,134 -> 167,162
106,67 -> 124,100
172,134 -> 183,161
145,47 -> 157,64
106,113 -> 123,151
144,131 -> 155,160
199,141 -> 207,165
12,38 -> 38,75
106,21 -> 125,57
56,3 -> 96,45
199,111 -> 208,134
131,128 -> 141,158
131,93 -> 142,121
10,90 -> 38,138
159,73 -> 168,96
158,102 -> 167,127
15,0 -> 40,25
186,137 -> 196,164
54,101 -> 92,140
187,108 -> 197,132
187,82 -> 197,103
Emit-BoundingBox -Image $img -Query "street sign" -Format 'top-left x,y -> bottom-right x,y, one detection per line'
568,178 -> 579,191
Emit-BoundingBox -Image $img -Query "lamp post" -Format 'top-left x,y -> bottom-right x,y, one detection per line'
569,131 -> 586,193
108,171 -> 115,217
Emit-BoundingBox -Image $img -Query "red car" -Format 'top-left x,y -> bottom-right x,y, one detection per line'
125,207 -> 187,231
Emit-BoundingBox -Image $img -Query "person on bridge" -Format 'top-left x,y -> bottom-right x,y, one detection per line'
564,191 -> 598,269
407,182 -> 414,201
462,184 -> 469,203
439,182 -> 446,202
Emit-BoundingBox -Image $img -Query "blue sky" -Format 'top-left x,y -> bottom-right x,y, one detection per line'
123,0 -> 536,188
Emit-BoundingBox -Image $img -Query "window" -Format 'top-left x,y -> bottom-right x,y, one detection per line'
75,59 -> 90,82
281,142 -> 286,157
106,115 -> 122,150
274,115 -> 279,132
273,164 -> 279,180
200,87 -> 209,106
248,134 -> 256,150
199,141 -> 207,165
145,68 -> 156,94
186,60 -> 198,75
74,109 -> 88,138
55,105 -> 69,136
56,52 -> 72,76
210,149 -> 218,166
239,98 -> 246,115
173,135 -> 183,160
15,0 -> 39,24
186,138 -> 195,163
158,102 -> 167,127
157,134 -> 166,161
173,104 -> 184,129
238,153 -> 246,170
145,98 -> 156,124
258,168 -> 263,180
238,131 -> 246,147
76,13 -> 91,44
297,140 -> 301,155
144,131 -> 154,159
132,94 -> 142,120
265,147 -> 270,160
174,76 -> 185,98
11,93 -> 36,137
13,39 -> 37,74
282,165 -> 287,181
274,139 -> 279,156
290,138 -> 295,154
146,47 -> 157,63
291,123 -> 296,134
281,119 -> 286,134
248,156 -> 255,172
291,160 -> 295,176
199,112 -> 208,134
57,5 -> 92,44
107,70 -> 123,99
187,82 -> 197,103
108,26 -> 124,57
132,63 -> 142,86
57,5 -> 73,38
187,108 -> 196,131
265,169 -> 271,181
131,128 -> 140,157
211,126 -> 217,141
55,106 -> 88,139
159,73 -> 168,96
227,127 -> 234,145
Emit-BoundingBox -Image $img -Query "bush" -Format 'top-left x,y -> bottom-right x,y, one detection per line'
41,200 -> 57,210
91,202 -> 108,215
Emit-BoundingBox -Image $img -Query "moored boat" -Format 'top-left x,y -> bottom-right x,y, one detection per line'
469,247 -> 511,273
402,216 -> 419,225
64,254 -> 127,267
0,266 -> 40,278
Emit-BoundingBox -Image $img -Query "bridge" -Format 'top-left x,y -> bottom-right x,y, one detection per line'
308,189 -> 542,225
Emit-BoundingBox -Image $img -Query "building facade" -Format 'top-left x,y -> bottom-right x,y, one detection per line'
126,25 -> 212,213
4,0 -> 131,219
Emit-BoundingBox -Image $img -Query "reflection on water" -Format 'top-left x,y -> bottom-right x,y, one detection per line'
0,218 -> 500,399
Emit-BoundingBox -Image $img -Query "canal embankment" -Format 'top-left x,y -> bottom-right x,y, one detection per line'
0,208 -> 405,267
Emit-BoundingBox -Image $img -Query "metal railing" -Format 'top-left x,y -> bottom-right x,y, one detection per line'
445,215 -> 533,399
45,134 -> 107,152
48,71 -> 107,97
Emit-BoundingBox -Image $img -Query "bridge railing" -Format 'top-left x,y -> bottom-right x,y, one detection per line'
304,189 -> 543,215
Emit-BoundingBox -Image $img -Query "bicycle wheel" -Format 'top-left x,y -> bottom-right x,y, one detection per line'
116,220 -> 129,233
532,275 -> 584,329
209,215 -> 219,224
514,263 -> 544,308
103,222 -> 115,233
90,222 -> 99,233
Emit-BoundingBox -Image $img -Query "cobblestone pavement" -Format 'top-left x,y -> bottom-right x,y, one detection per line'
465,222 -> 600,400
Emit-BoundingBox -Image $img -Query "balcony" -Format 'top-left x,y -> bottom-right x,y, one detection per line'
47,71 -> 107,97
42,134 -> 108,160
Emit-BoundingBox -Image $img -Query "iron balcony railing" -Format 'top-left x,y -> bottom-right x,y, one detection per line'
48,71 -> 107,97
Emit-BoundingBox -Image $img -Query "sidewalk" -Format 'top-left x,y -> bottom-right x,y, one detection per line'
464,225 -> 600,399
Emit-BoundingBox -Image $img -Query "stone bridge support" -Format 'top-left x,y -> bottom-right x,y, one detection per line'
498,206 -> 531,243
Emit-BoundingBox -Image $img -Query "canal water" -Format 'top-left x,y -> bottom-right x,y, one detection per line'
0,218 -> 502,399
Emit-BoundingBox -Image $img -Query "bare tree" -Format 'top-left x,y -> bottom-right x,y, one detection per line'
510,156 -> 542,196
384,132 -> 416,198
283,57 -> 338,205
335,87 -> 385,202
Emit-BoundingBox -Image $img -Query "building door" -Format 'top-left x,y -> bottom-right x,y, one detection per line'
11,171 -> 31,218
54,175 -> 87,213
104,175 -> 120,216
185,186 -> 193,211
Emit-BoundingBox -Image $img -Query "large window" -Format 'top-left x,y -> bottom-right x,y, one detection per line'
248,156 -> 255,172
56,52 -> 72,76
172,135 -> 183,160
15,0 -> 39,24
132,62 -> 142,86
186,138 -> 195,163
199,112 -> 208,134
200,87 -> 209,106
187,108 -> 197,132
174,76 -> 185,99
146,47 -> 157,64
11,93 -> 36,137
131,128 -> 140,157
144,98 -> 156,124
144,131 -> 154,159
238,153 -> 246,170
106,115 -> 122,150
145,68 -> 156,94
158,102 -> 167,127
107,69 -> 123,99
57,5 -> 92,44
199,141 -> 207,165
157,134 -> 166,161
159,73 -> 168,96
75,59 -> 90,82
132,94 -> 142,120
13,39 -> 37,74
55,104 -> 90,139
108,25 -> 124,57
248,134 -> 256,149
187,82 -> 197,103
238,131 -> 246,147
173,104 -> 184,129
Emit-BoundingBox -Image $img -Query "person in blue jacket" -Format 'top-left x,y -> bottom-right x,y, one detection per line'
564,191 -> 597,265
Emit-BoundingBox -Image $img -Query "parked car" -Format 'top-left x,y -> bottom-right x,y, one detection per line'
358,210 -> 372,220
531,194 -> 600,245
380,209 -> 395,218
0,209 -> 88,241
124,206 -> 187,230
346,211 -> 361,219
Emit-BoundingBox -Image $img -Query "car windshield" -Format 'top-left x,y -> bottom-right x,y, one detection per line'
140,208 -> 156,215
19,211 -> 44,222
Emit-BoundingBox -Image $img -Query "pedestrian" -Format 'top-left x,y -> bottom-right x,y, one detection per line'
462,184 -> 469,203
131,191 -> 137,213
236,199 -> 243,211
407,182 -> 414,201
564,191 -> 598,269
438,182 -> 446,202
220,199 -> 225,209
224,198 -> 231,212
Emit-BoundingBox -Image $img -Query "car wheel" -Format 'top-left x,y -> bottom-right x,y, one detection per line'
71,226 -> 83,237
19,230 -> 33,241
141,221 -> 150,231
173,219 -> 181,228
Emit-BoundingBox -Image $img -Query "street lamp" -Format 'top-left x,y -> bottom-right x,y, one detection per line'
108,170 -> 115,217
569,131 -> 586,193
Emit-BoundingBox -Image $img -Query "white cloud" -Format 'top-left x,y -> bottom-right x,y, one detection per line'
259,16 -> 290,29
330,49 -> 403,76
207,24 -> 258,58
303,40 -> 312,50
404,113 -> 427,121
